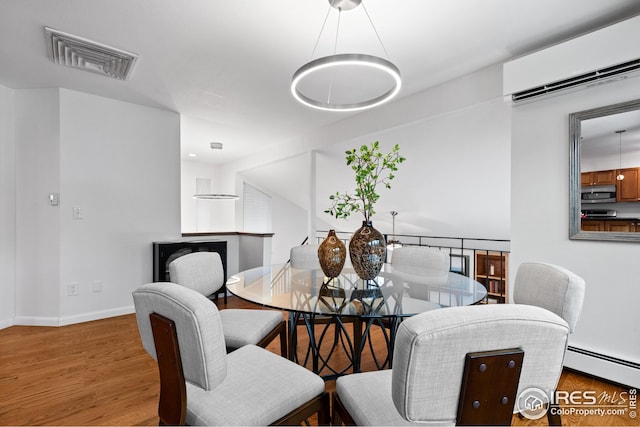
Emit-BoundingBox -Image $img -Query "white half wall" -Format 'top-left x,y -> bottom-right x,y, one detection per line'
511,76 -> 640,387
0,84 -> 15,329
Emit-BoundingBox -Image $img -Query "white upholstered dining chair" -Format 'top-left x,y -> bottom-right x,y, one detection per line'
169,251 -> 287,356
133,282 -> 328,426
512,262 -> 585,332
290,244 -> 321,270
392,246 -> 449,282
391,246 -> 450,302
512,261 -> 586,426
332,303 -> 571,426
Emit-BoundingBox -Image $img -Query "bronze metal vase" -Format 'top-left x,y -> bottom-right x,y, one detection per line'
317,229 -> 347,278
349,221 -> 387,281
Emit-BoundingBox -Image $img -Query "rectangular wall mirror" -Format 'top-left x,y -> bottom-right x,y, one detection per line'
570,98 -> 640,241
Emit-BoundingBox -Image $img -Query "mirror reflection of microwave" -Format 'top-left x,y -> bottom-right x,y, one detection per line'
581,184 -> 616,204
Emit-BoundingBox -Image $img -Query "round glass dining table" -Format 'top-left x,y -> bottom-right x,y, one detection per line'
226,263 -> 487,377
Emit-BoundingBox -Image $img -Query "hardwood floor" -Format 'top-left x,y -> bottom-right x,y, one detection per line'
0,296 -> 635,426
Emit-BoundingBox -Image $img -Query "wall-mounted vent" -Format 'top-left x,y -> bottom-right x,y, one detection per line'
512,59 -> 640,103
503,15 -> 640,105
45,27 -> 138,80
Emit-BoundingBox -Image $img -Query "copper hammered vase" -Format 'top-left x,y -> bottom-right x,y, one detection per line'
349,221 -> 387,281
318,229 -> 347,278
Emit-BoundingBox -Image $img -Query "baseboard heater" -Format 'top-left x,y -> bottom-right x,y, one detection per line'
566,346 -> 640,388
568,346 -> 640,369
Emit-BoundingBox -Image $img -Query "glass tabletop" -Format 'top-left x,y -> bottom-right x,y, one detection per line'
226,263 -> 487,318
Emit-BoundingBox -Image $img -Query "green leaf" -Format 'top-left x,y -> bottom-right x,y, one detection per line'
326,140 -> 405,221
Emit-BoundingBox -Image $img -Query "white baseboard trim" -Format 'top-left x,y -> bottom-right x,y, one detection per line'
13,315 -> 61,327
13,305 -> 135,327
0,318 -> 14,330
58,305 -> 135,326
565,346 -> 640,389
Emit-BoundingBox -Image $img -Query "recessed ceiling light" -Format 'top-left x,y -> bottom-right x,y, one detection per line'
188,153 -> 197,157
210,142 -> 223,150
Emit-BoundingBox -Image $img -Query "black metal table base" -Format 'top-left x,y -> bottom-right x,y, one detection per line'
288,312 -> 402,378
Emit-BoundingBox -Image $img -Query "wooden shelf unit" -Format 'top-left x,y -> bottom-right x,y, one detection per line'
474,251 -> 508,304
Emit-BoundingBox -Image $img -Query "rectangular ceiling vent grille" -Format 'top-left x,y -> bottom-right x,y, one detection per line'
45,27 -> 138,80
512,58 -> 640,103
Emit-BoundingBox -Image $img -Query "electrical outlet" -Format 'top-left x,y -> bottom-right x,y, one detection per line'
72,207 -> 83,219
92,280 -> 102,293
68,282 -> 79,296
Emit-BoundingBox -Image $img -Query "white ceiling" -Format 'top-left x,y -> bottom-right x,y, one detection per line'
2,0 -> 640,165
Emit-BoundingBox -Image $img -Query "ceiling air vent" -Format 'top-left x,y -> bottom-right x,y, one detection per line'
511,58 -> 640,103
45,27 -> 138,80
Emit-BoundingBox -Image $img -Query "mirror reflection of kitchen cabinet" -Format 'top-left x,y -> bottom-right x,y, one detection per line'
570,98 -> 640,242
616,167 -> 640,202
582,219 -> 640,232
581,220 -> 605,231
605,220 -> 639,232
581,169 -> 616,186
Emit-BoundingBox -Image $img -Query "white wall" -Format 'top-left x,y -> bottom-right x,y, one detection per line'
242,182 -> 272,233
270,192 -> 309,264
14,89 -> 61,324
315,98 -> 511,239
224,65 -> 511,244
238,153 -> 313,263
511,78 -> 640,387
181,159 -> 236,232
57,89 -> 181,323
13,88 -> 181,326
0,84 -> 15,328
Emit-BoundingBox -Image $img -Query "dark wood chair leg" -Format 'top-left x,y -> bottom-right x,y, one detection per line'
331,393 -> 356,426
547,403 -> 562,426
279,320 -> 288,358
257,320 -> 288,357
271,392 -> 329,426
317,392 -> 331,426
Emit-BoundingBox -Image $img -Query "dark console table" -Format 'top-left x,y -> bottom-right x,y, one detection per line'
152,239 -> 228,301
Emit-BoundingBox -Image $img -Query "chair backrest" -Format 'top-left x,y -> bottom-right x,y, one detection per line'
169,251 -> 224,296
391,246 -> 449,285
391,304 -> 570,424
513,262 -> 585,332
133,282 -> 228,391
290,244 -> 321,270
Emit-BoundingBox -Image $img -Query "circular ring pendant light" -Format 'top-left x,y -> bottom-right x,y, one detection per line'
193,194 -> 239,200
291,0 -> 401,112
291,53 -> 401,111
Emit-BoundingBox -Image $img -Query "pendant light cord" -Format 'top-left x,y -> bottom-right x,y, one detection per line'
310,5 -> 333,59
616,129 -> 626,180
291,0 -> 401,112
326,8 -> 342,104
361,2 -> 391,59
618,131 -> 624,173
